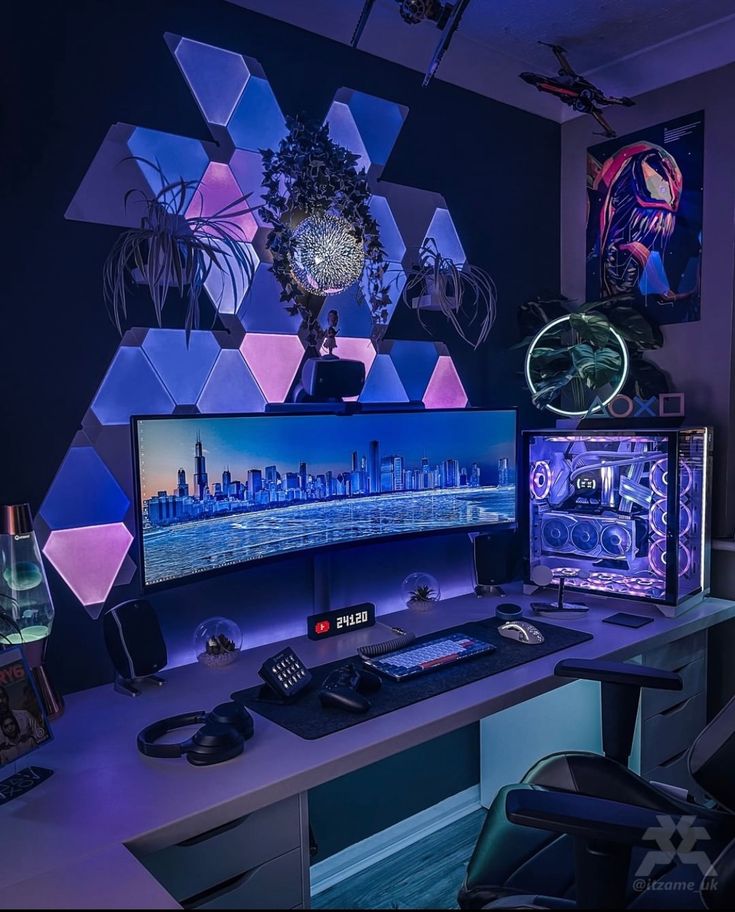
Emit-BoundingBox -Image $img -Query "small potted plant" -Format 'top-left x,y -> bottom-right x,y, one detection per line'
402,572 -> 441,610
103,159 -> 256,338
400,239 -> 497,349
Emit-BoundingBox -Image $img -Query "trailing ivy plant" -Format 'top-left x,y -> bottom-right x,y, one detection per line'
259,116 -> 390,348
517,294 -> 668,412
103,159 -> 256,338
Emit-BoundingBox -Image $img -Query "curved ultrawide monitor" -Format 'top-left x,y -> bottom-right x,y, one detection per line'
133,409 -> 517,591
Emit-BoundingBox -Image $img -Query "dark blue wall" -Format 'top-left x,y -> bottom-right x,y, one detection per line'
4,0 -> 560,859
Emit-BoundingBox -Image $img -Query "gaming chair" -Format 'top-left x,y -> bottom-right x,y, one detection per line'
458,658 -> 735,910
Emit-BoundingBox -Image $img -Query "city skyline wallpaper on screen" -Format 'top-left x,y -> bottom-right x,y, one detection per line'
135,411 -> 517,586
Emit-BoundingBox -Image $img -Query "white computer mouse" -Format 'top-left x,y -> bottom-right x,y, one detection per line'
498,620 -> 545,645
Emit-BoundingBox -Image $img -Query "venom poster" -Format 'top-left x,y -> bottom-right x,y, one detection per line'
586,112 -> 704,325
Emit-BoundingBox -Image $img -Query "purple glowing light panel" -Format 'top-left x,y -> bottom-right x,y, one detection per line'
525,428 -> 711,607
134,410 -> 517,589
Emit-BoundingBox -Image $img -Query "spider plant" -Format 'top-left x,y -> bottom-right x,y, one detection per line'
103,158 -> 256,337
400,239 -> 497,349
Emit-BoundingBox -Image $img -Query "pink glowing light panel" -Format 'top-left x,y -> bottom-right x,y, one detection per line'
43,523 -> 134,608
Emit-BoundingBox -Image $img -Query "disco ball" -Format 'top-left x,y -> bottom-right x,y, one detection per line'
290,214 -> 365,296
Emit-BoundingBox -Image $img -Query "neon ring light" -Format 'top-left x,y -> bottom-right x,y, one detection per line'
524,315 -> 630,417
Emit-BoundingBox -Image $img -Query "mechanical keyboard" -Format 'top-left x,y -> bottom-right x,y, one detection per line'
362,632 -> 496,681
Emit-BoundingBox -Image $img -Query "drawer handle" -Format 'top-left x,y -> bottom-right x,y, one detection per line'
183,866 -> 256,909
178,813 -> 251,847
660,748 -> 688,769
660,696 -> 693,717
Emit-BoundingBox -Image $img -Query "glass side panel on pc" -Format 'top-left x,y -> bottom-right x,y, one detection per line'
525,428 -> 711,607
134,409 -> 517,590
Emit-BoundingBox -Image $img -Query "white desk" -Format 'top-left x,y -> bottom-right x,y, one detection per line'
1,589 -> 733,909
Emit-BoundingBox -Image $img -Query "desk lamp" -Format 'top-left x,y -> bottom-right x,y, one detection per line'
0,504 -> 64,719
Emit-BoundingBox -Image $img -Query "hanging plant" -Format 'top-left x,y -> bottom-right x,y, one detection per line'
259,116 -> 390,347
103,158 -> 256,337
399,239 -> 497,349
516,294 -> 668,414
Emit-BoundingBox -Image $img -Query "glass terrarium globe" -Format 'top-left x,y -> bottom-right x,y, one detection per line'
290,214 -> 365,295
402,572 -> 441,609
0,505 -> 55,647
193,616 -> 243,669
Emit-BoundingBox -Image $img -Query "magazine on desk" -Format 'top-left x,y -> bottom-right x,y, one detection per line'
0,647 -> 52,769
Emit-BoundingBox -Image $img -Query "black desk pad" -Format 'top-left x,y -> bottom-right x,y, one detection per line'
232,618 -> 593,740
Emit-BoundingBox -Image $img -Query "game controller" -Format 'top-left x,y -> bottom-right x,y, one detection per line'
319,663 -> 382,714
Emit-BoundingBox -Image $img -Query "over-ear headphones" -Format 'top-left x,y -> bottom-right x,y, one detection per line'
137,701 -> 254,766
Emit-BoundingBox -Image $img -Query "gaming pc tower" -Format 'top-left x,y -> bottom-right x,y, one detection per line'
524,429 -> 712,615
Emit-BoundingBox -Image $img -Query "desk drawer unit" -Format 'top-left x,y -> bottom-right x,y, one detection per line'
640,631 -> 707,794
186,849 -> 303,910
136,794 -> 307,908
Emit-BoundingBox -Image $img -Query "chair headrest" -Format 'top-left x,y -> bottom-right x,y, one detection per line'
689,693 -> 735,812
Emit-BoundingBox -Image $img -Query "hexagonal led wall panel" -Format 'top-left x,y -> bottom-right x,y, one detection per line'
423,355 -> 469,409
227,76 -> 287,152
127,126 -> 209,205
142,329 -> 220,405
237,264 -> 301,334
196,349 -> 266,413
43,523 -> 134,610
169,34 -> 250,127
384,340 -> 440,402
40,447 -> 130,531
323,102 -> 371,174
185,162 -> 258,242
423,208 -> 466,266
359,354 -> 409,403
91,347 -> 175,426
240,333 -> 305,403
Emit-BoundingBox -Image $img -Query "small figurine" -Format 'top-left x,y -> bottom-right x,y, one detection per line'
323,309 -> 339,356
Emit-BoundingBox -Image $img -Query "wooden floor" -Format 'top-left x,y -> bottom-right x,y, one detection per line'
312,808 -> 485,910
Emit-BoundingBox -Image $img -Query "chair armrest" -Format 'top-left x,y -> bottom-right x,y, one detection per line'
555,658 -> 682,691
505,789 -> 678,846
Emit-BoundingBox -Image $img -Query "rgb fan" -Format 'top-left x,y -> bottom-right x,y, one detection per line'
600,524 -> 632,557
530,461 -> 552,500
571,520 -> 600,553
650,538 -> 692,579
650,458 -> 692,499
541,518 -> 570,550
650,501 -> 691,538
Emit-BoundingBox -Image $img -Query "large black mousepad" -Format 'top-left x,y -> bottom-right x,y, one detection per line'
232,618 -> 592,740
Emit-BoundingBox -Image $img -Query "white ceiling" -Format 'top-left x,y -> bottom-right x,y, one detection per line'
228,0 -> 735,120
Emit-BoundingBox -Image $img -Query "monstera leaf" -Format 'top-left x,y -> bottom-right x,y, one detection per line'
570,344 -> 623,388
568,313 -> 612,346
606,306 -> 663,350
528,346 -> 572,372
531,369 -> 578,409
517,297 -> 570,339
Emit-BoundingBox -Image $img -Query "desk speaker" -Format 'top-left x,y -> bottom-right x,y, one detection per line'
102,599 -> 167,681
473,528 -> 519,593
